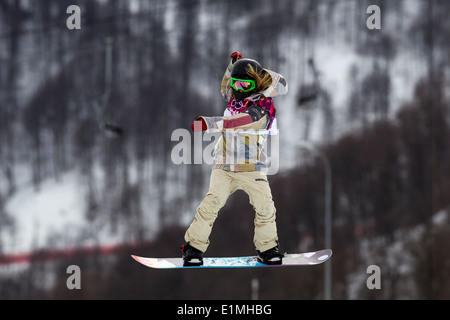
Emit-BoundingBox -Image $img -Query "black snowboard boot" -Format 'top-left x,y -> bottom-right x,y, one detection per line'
256,244 -> 284,265
181,243 -> 203,266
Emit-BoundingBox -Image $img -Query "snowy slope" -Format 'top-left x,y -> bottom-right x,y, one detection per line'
0,0 -> 431,260
347,210 -> 449,299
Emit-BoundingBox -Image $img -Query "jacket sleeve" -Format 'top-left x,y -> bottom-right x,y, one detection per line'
260,69 -> 288,97
193,104 -> 269,132
220,60 -> 233,94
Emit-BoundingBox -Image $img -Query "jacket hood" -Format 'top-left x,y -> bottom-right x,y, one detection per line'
247,69 -> 288,99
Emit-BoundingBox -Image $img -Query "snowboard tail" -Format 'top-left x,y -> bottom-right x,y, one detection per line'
131,249 -> 332,269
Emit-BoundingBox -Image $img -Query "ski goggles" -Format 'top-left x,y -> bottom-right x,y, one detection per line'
230,77 -> 256,92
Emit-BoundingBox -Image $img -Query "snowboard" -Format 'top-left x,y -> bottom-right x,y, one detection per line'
131,249 -> 331,269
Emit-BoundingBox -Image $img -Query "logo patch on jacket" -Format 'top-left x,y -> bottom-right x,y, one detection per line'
244,105 -> 266,122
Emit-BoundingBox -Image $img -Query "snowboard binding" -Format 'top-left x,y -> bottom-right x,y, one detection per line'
181,243 -> 204,267
256,245 -> 284,265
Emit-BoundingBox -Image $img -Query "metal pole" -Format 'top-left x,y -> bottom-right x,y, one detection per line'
251,278 -> 259,300
104,37 -> 113,94
92,37 -> 123,138
300,142 -> 332,300
317,151 -> 332,300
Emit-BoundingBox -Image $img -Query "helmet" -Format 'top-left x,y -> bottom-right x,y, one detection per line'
230,58 -> 263,100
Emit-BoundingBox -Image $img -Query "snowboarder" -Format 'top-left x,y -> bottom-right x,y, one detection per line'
181,53 -> 288,266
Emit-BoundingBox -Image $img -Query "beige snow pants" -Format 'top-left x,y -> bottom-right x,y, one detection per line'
184,169 -> 278,253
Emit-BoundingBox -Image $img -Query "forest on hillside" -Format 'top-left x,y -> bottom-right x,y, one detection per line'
0,0 -> 449,299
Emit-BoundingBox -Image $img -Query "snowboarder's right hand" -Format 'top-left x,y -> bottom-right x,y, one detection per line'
191,118 -> 207,131
230,51 -> 243,63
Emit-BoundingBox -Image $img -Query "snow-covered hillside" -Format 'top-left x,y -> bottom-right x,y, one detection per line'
1,0 -> 449,299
